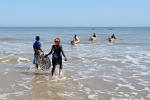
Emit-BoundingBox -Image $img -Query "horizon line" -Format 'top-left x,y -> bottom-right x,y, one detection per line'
0,26 -> 150,28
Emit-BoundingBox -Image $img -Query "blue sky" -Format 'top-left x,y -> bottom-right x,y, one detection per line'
0,0 -> 150,27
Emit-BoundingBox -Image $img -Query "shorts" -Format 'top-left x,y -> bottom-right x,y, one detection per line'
33,54 -> 40,64
52,53 -> 62,65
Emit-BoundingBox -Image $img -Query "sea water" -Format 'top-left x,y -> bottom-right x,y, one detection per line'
0,27 -> 150,100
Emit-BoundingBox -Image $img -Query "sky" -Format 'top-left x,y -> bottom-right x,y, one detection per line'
0,0 -> 150,27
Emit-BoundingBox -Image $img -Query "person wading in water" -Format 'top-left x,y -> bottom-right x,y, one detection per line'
45,38 -> 67,76
33,36 -> 43,69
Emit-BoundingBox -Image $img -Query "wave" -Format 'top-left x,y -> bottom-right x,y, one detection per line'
0,38 -> 24,41
0,57 -> 31,64
0,38 -> 33,43
116,42 -> 149,46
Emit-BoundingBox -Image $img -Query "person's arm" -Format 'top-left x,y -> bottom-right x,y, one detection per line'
61,45 -> 67,61
45,45 -> 53,57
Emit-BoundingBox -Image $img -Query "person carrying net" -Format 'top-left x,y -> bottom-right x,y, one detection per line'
45,38 -> 67,76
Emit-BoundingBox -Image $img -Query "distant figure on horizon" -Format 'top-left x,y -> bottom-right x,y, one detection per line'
33,36 -> 43,69
45,38 -> 67,76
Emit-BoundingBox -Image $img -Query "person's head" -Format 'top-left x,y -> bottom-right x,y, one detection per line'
74,35 -> 76,37
36,36 -> 40,41
54,38 -> 61,45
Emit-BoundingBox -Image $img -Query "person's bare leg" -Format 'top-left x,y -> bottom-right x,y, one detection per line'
35,64 -> 38,69
52,65 -> 56,76
59,63 -> 62,75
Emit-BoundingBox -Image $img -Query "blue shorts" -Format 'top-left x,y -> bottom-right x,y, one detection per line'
33,54 -> 40,64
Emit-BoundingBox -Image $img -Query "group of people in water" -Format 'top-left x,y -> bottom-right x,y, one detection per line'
33,34 -> 116,76
72,33 -> 116,45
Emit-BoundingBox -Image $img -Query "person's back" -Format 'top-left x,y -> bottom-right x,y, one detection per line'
33,36 -> 43,55
33,36 -> 43,69
111,34 -> 116,39
74,35 -> 78,41
93,33 -> 96,37
33,41 -> 42,50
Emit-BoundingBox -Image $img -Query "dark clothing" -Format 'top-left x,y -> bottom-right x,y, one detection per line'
48,45 -> 65,65
74,36 -> 78,41
33,41 -> 42,50
111,34 -> 116,39
93,34 -> 96,37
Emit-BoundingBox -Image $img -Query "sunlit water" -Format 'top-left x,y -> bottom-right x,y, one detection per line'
0,27 -> 150,100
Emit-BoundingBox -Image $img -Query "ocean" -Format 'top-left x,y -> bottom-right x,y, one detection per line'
0,27 -> 150,100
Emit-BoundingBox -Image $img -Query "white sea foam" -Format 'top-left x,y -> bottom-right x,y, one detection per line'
103,75 -> 117,80
111,98 -> 140,100
144,87 -> 150,92
131,92 -> 138,96
50,75 -> 67,82
119,92 -> 130,97
103,78 -> 113,82
17,81 -> 31,90
112,65 -> 122,71
0,93 -> 7,100
125,55 -> 139,65
58,91 -> 74,98
84,87 -> 92,94
0,58 -> 10,63
138,82 -> 148,87
117,83 -> 136,91
0,42 -> 9,45
0,91 -> 24,100
88,94 -> 98,100
17,57 -> 30,63
78,82 -> 84,90
137,79 -> 149,84
102,57 -> 119,61
19,57 -> 30,61
118,78 -> 128,83
139,71 -> 149,76
147,94 -> 150,98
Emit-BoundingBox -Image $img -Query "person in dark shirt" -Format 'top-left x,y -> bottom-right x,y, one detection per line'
111,34 -> 116,39
33,36 -> 43,69
93,33 -> 96,37
74,35 -> 77,41
45,38 -> 67,76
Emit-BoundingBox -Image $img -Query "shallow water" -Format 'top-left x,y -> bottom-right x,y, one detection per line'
0,27 -> 150,100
